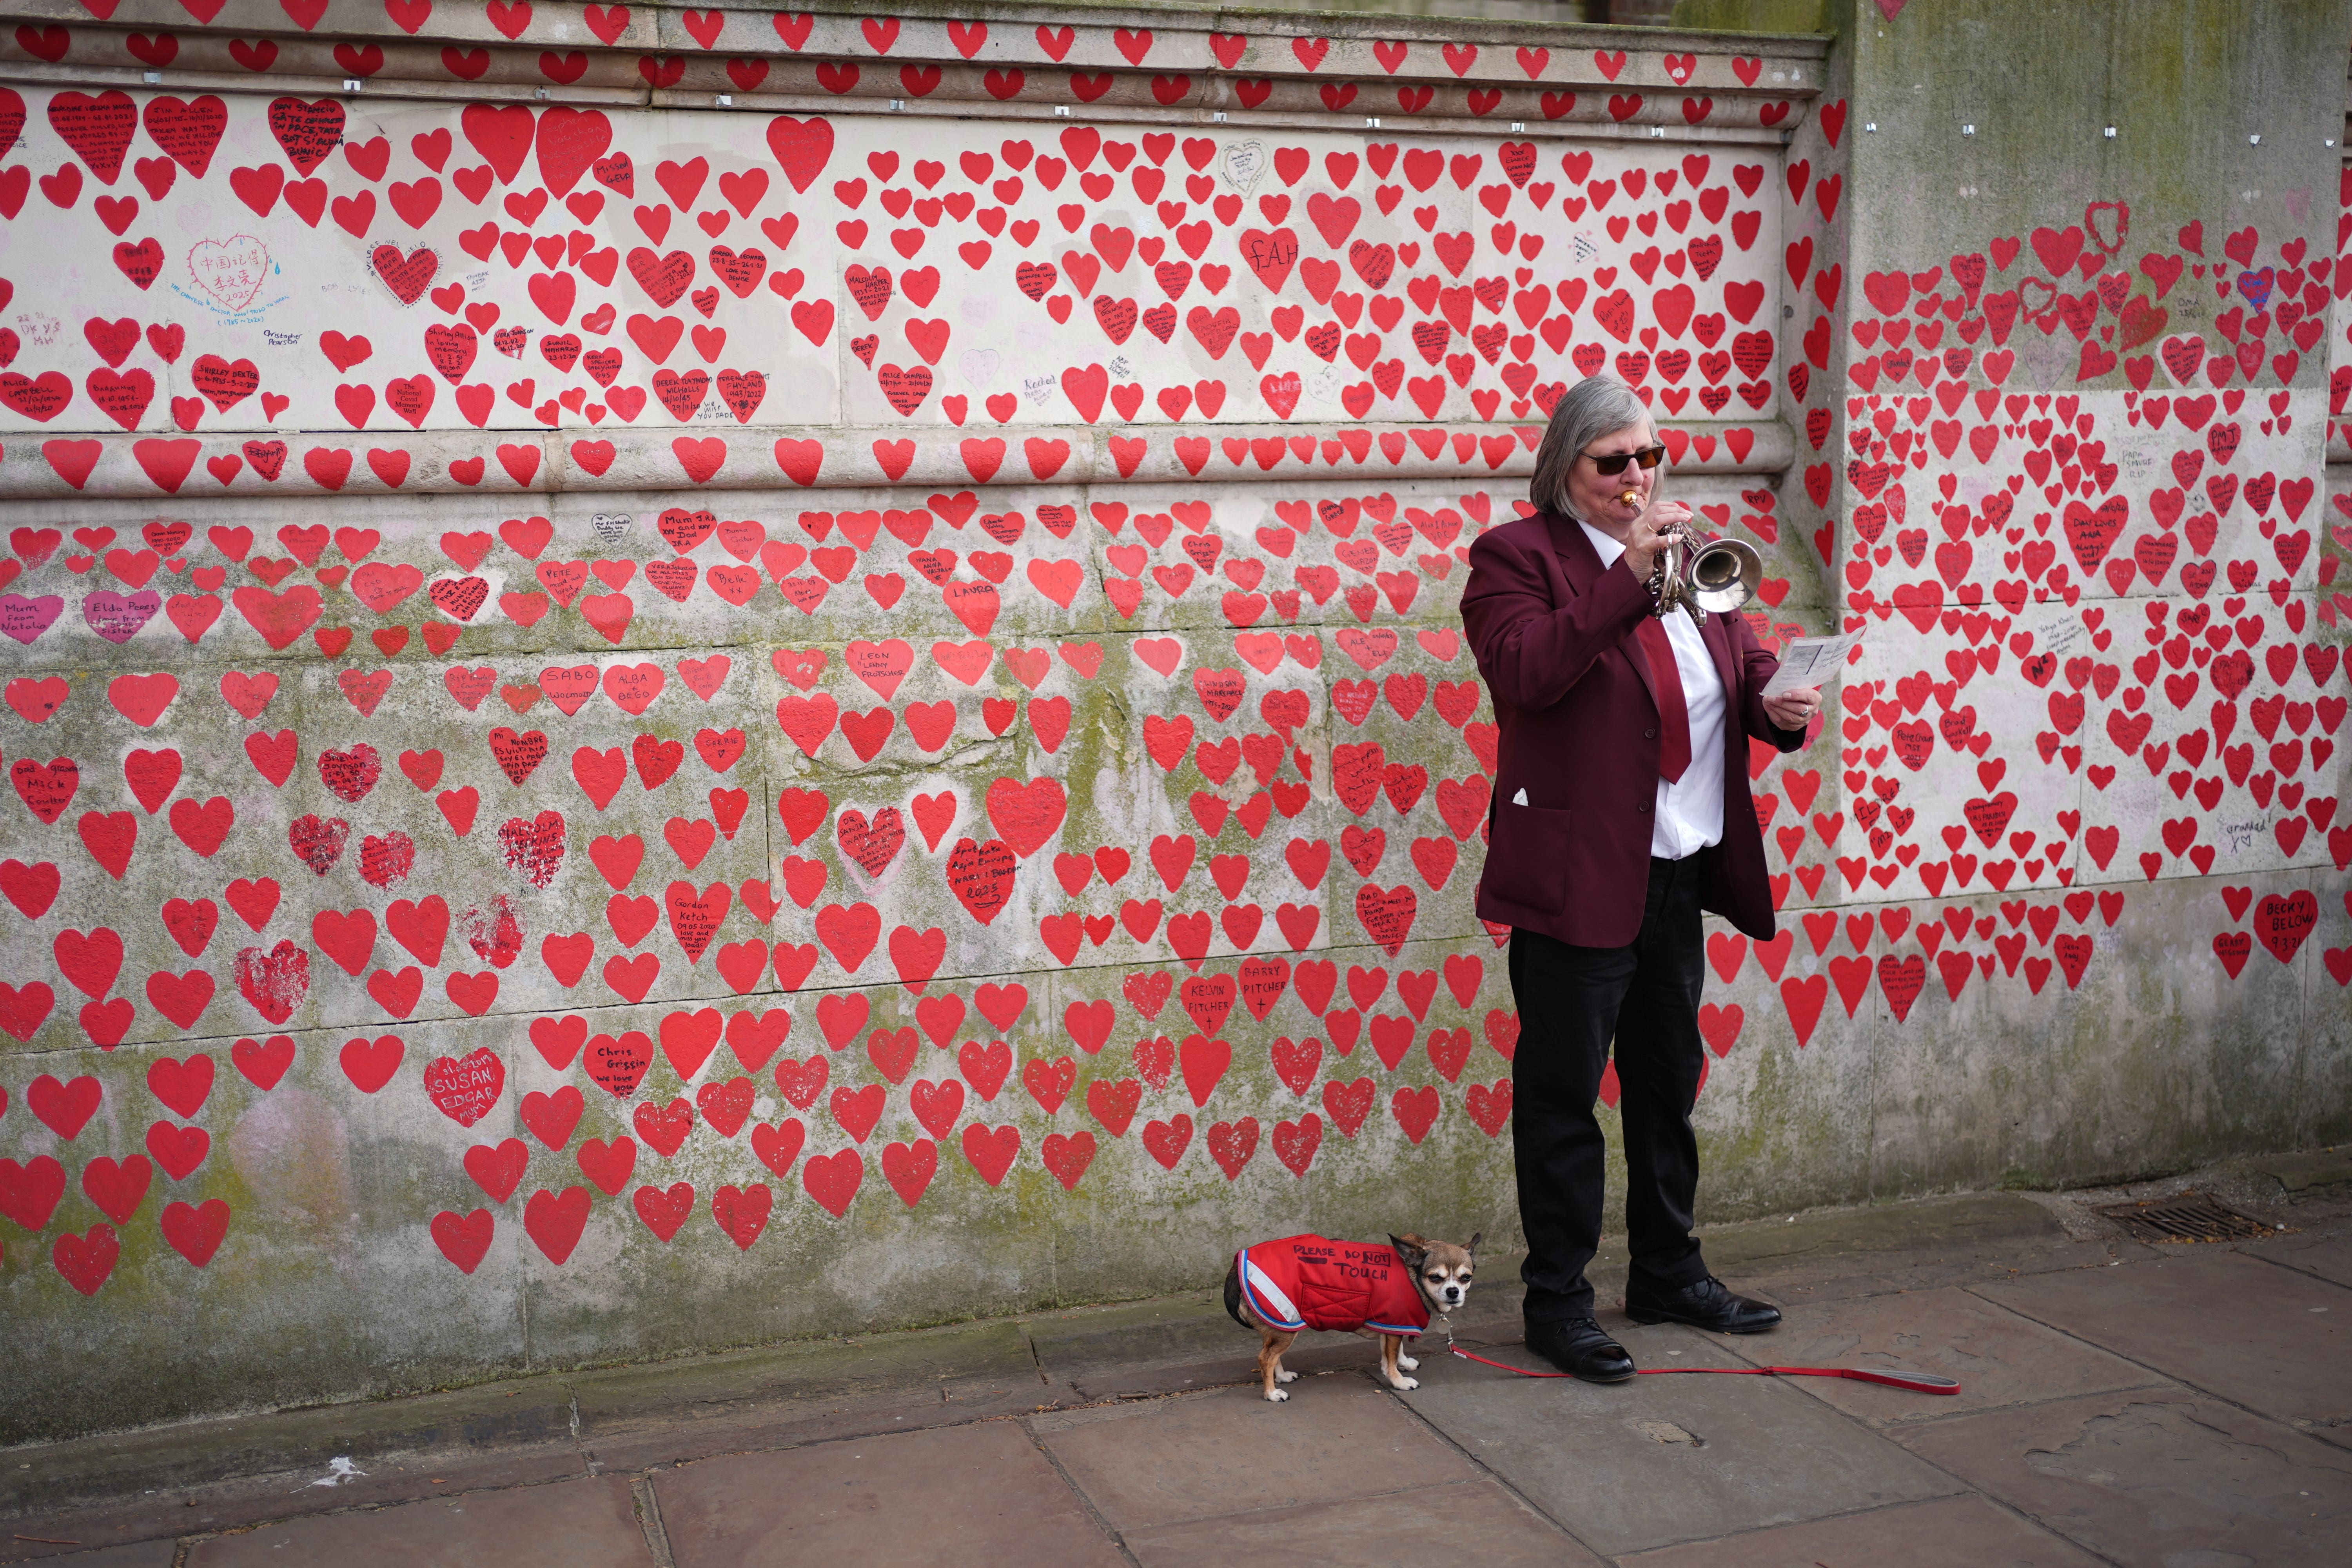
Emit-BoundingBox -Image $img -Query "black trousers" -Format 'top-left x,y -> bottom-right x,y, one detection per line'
1508,855 -> 1712,1325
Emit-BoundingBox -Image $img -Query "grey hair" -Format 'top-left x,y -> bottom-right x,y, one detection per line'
1528,374 -> 1651,518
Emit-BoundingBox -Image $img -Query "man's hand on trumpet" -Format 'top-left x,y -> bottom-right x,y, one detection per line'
1616,489 -> 1695,581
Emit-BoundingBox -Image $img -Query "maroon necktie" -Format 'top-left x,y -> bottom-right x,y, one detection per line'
1635,619 -> 1692,783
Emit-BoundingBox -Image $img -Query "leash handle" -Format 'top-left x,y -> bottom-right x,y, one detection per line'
1448,1346 -> 1959,1395
1828,1367 -> 1960,1393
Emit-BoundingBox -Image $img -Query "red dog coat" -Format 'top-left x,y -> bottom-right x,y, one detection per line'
1234,1234 -> 1430,1338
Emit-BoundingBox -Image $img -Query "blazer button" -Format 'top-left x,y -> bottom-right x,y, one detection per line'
1644,727 -> 1657,738
1637,803 -> 1651,813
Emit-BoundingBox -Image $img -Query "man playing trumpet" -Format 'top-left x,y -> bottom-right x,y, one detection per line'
1458,374 -> 1823,1383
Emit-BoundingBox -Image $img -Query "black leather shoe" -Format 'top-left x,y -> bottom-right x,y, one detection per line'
1524,1318 -> 1637,1382
1624,1275 -> 1782,1334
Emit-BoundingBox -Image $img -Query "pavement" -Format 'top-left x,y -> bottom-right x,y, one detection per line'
8,1149 -> 2352,1567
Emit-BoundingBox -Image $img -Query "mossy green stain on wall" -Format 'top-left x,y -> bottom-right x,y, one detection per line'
1672,0 -> 1835,35
1842,0 -> 2348,372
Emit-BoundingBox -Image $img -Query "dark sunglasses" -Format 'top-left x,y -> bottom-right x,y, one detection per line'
1582,444 -> 1667,476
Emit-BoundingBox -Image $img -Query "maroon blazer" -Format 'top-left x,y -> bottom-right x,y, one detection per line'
1459,511 -> 1804,948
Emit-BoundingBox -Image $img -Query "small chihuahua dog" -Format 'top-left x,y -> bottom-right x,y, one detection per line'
1223,1231 -> 1479,1402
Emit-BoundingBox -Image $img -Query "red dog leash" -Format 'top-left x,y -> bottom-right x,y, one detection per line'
1447,1343 -> 1960,1394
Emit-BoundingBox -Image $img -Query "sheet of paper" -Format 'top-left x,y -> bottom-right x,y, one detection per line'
1764,632 -> 1862,696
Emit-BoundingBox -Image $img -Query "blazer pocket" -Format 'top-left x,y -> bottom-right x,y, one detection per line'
1483,803 -> 1573,914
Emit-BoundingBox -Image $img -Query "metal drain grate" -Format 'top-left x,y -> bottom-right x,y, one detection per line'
2095,1194 -> 2282,1244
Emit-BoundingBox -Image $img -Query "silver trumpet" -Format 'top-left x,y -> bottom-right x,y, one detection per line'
1627,483 -> 1764,627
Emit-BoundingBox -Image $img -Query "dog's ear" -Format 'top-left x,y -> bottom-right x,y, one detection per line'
1388,1233 -> 1428,1268
1467,1231 -> 1482,1255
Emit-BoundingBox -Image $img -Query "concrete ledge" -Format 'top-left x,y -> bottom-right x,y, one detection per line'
2237,1147 -> 2352,1194
1705,1192 -> 2065,1273
0,417 -> 1790,499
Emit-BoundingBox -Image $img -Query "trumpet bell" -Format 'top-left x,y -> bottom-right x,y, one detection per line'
1686,536 -> 1763,613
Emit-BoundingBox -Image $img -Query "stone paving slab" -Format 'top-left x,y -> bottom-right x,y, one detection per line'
1119,1477 -> 1601,1567
22,1547 -> 172,1568
1893,1391 -> 2352,1568
1032,1374 -> 1479,1531
1748,1282 -> 2168,1426
1402,1318 -> 1962,1557
1976,1250 -> 2352,1443
183,1475 -> 652,1567
0,1448 -> 591,1564
2262,1231 -> 2352,1289
652,1421 -> 1125,1568
1616,1492 -> 2109,1568
0,1380 -> 580,1524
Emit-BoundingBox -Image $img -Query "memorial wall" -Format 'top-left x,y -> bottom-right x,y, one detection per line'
0,0 -> 2342,1440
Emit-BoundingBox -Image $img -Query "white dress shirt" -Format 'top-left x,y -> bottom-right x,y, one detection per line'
1577,519 -> 1728,860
